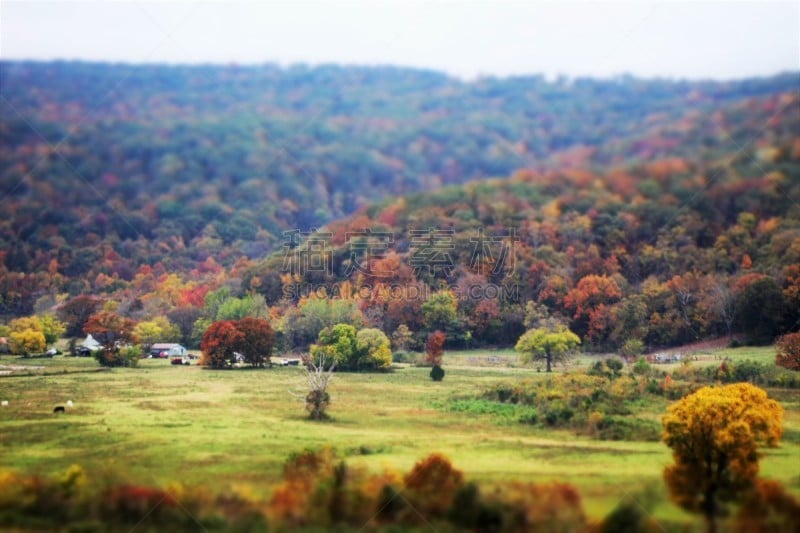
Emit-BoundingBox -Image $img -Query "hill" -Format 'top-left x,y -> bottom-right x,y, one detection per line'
0,61 -> 798,337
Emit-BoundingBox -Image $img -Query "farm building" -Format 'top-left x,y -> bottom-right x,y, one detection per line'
81,334 -> 102,352
150,343 -> 188,358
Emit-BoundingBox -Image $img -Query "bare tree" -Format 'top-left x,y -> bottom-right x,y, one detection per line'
290,354 -> 335,420
712,279 -> 737,344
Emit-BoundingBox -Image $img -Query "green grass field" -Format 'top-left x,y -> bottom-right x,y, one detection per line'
1,349 -> 798,528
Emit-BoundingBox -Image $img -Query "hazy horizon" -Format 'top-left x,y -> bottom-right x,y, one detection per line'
2,1 -> 798,81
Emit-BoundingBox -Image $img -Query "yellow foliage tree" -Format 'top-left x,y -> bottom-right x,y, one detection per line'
8,316 -> 48,355
9,329 -> 46,355
662,383 -> 783,533
133,316 -> 181,348
39,314 -> 66,344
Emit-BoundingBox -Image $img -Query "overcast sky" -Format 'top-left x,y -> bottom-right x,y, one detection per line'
1,1 -> 798,80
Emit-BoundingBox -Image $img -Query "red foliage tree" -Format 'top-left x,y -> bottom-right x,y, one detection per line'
563,274 -> 621,342
59,295 -> 103,337
425,330 -> 446,366
200,318 -> 276,368
200,320 -> 245,369
775,332 -> 800,371
83,311 -> 137,366
236,317 -> 276,367
735,478 -> 800,532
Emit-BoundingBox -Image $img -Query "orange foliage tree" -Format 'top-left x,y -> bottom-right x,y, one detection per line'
200,318 -> 275,368
662,383 -> 783,533
735,478 -> 800,532
403,453 -> 464,518
425,330 -> 446,366
563,274 -> 621,342
83,311 -> 138,367
200,320 -> 245,369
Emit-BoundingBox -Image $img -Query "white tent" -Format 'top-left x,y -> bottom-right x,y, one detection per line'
81,334 -> 102,351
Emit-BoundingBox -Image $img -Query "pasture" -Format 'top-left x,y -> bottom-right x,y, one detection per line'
0,345 -> 798,528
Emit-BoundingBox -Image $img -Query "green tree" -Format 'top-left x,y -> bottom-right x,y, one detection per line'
620,338 -> 645,359
310,323 -> 359,370
355,328 -> 392,370
216,294 -> 267,321
167,307 -> 203,346
737,278 -> 788,344
285,299 -> 364,350
662,383 -> 783,533
38,314 -> 66,344
421,290 -> 459,332
190,317 -> 213,349
515,326 -> 580,372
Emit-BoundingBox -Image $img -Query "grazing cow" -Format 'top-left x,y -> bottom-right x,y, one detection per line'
66,400 -> 74,408
53,406 -> 65,413
1,400 -> 8,406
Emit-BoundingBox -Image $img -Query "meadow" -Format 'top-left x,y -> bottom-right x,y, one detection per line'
1,346 -> 798,529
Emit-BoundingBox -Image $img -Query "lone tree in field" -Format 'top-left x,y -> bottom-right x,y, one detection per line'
425,330 -> 446,381
515,326 -> 580,372
662,383 -> 783,533
297,354 -> 335,420
425,330 -> 446,366
775,332 -> 800,371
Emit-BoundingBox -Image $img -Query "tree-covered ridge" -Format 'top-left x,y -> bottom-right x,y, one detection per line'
0,61 -> 798,335
247,89 -> 799,350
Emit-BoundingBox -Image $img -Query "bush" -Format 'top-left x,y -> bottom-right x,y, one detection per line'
632,356 -> 652,377
94,346 -> 140,368
392,350 -> 412,363
775,332 -> 800,371
620,338 -> 644,358
430,365 -> 445,382
601,496 -> 661,532
606,358 -> 624,377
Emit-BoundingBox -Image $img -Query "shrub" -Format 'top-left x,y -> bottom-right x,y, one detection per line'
392,350 -> 411,363
600,496 -> 661,533
632,356 -> 652,377
430,365 -> 445,382
355,328 -> 392,370
606,358 -> 624,377
775,332 -> 800,371
404,453 -> 464,518
94,345 -> 140,368
425,331 -> 446,366
588,360 -> 607,377
620,338 -> 645,358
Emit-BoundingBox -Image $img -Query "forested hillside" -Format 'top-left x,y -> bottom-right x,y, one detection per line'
0,61 -> 798,347
248,87 -> 800,351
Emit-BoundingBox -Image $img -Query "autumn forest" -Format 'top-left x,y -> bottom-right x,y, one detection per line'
1,62 -> 798,351
1,59 -> 800,531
